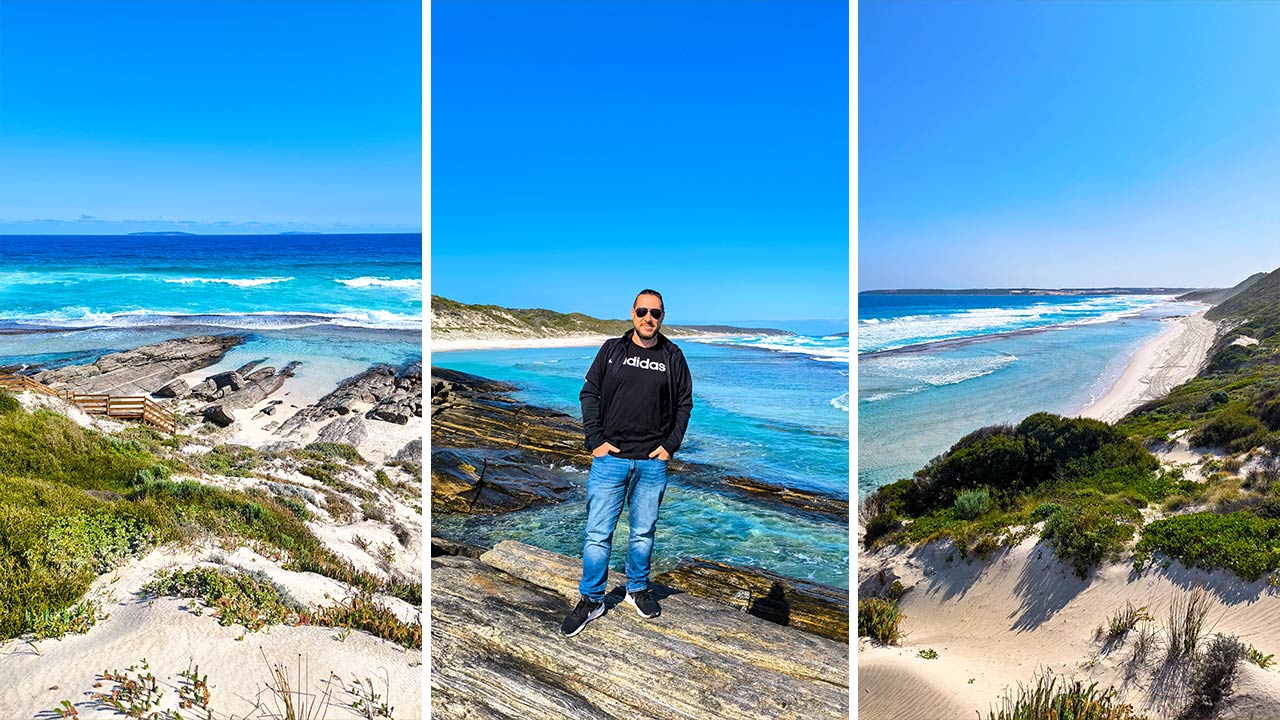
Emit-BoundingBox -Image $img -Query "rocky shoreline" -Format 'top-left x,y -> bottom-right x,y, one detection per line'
430,365 -> 850,650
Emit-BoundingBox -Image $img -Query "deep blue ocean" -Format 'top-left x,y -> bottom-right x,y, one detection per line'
431,333 -> 851,588
858,294 -> 1204,498
0,234 -> 421,387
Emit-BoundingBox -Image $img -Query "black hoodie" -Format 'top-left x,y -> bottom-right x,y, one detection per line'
579,329 -> 693,459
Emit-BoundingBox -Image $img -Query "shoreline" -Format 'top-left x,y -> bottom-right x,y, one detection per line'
431,331 -> 751,352
1077,308 -> 1216,424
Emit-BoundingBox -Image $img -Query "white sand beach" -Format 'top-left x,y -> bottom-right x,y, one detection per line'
858,536 -> 1280,719
1079,309 -> 1217,424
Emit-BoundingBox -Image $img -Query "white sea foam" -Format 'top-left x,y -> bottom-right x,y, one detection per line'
165,276 -> 295,287
334,276 -> 422,290
5,307 -> 422,331
691,334 -> 850,363
829,392 -> 850,412
862,353 -> 1018,398
858,295 -> 1172,353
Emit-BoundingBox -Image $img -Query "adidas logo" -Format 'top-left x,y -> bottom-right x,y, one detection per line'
622,356 -> 666,372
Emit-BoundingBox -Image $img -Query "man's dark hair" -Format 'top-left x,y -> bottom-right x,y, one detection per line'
634,289 -> 664,308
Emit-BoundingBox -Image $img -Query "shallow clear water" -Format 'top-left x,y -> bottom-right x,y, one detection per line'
857,296 -> 1204,498
432,338 -> 851,588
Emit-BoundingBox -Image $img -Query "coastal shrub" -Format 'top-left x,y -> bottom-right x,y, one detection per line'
144,566 -> 304,631
857,597 -> 904,645
301,442 -> 365,464
195,444 -> 260,477
1135,512 -> 1280,581
1042,502 -> 1139,578
0,408 -> 164,490
1191,405 -> 1267,452
1104,601 -> 1150,641
1205,344 -> 1253,375
1195,391 -> 1231,413
24,598 -> 102,639
984,671 -> 1148,720
1185,634 -> 1246,718
1248,497 -> 1280,520
954,489 -> 991,520
862,511 -> 900,548
0,391 -> 19,416
1030,502 -> 1061,523
303,593 -> 422,650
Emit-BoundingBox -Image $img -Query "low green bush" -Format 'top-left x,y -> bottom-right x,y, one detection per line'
1135,512 -> 1280,581
857,597 -> 904,645
1042,502 -> 1139,578
954,489 -> 991,520
984,671 -> 1148,720
0,391 -> 20,416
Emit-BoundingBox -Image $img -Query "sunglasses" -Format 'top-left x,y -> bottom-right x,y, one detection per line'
634,307 -> 663,320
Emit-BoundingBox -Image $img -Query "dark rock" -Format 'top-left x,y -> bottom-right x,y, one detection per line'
315,415 -> 368,447
431,448 -> 575,513
244,366 -> 276,383
235,358 -> 267,375
275,359 -> 420,437
393,438 -> 422,464
190,379 -> 218,399
367,391 -> 420,424
209,371 -> 246,392
203,404 -> 237,427
655,558 -> 849,642
430,536 -> 488,559
152,378 -> 190,399
35,335 -> 243,395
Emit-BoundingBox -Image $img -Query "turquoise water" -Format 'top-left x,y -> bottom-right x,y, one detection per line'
431,336 -> 851,588
0,234 -> 422,390
857,295 -> 1204,498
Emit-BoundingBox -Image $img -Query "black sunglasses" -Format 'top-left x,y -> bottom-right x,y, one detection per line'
634,307 -> 663,320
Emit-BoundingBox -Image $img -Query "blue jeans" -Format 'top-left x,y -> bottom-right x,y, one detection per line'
578,454 -> 670,602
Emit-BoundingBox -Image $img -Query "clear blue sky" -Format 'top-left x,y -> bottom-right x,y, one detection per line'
860,1 -> 1280,291
432,0 -> 849,326
0,1 -> 421,234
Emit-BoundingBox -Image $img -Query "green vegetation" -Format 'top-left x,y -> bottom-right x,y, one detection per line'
305,594 -> 422,650
0,403 -> 419,640
861,413 -> 1189,575
917,648 -> 938,659
144,566 -> 303,631
1135,512 -> 1280,581
984,672 -> 1148,720
0,391 -> 20,416
1186,634 -> 1246,718
1101,601 -> 1149,641
1120,266 -> 1280,451
857,597 -> 904,645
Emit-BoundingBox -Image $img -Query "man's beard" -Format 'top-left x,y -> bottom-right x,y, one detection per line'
636,325 -> 658,340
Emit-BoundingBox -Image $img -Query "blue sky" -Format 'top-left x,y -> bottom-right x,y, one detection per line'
432,0 -> 849,327
0,1 -> 420,234
860,1 -> 1280,290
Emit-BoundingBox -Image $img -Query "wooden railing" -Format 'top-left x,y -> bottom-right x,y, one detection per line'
0,374 -> 177,434
0,373 -> 62,398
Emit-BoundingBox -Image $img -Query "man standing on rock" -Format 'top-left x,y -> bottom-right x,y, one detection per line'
561,289 -> 694,637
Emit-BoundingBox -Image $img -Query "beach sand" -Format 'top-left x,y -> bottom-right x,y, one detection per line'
1079,309 -> 1216,424
858,536 -> 1280,719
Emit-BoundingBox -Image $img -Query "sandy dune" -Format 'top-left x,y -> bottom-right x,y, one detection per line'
858,537 -> 1280,719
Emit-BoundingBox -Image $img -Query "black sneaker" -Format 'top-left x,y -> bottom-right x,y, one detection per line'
561,595 -> 605,637
624,589 -> 660,619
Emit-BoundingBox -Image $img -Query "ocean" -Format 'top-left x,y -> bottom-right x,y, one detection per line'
0,234 -> 422,388
857,294 -> 1205,499
431,332 -> 851,588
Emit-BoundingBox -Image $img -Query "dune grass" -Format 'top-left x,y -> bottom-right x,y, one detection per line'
0,401 -> 418,640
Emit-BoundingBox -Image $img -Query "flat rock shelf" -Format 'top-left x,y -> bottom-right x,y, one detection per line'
431,540 -> 849,720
